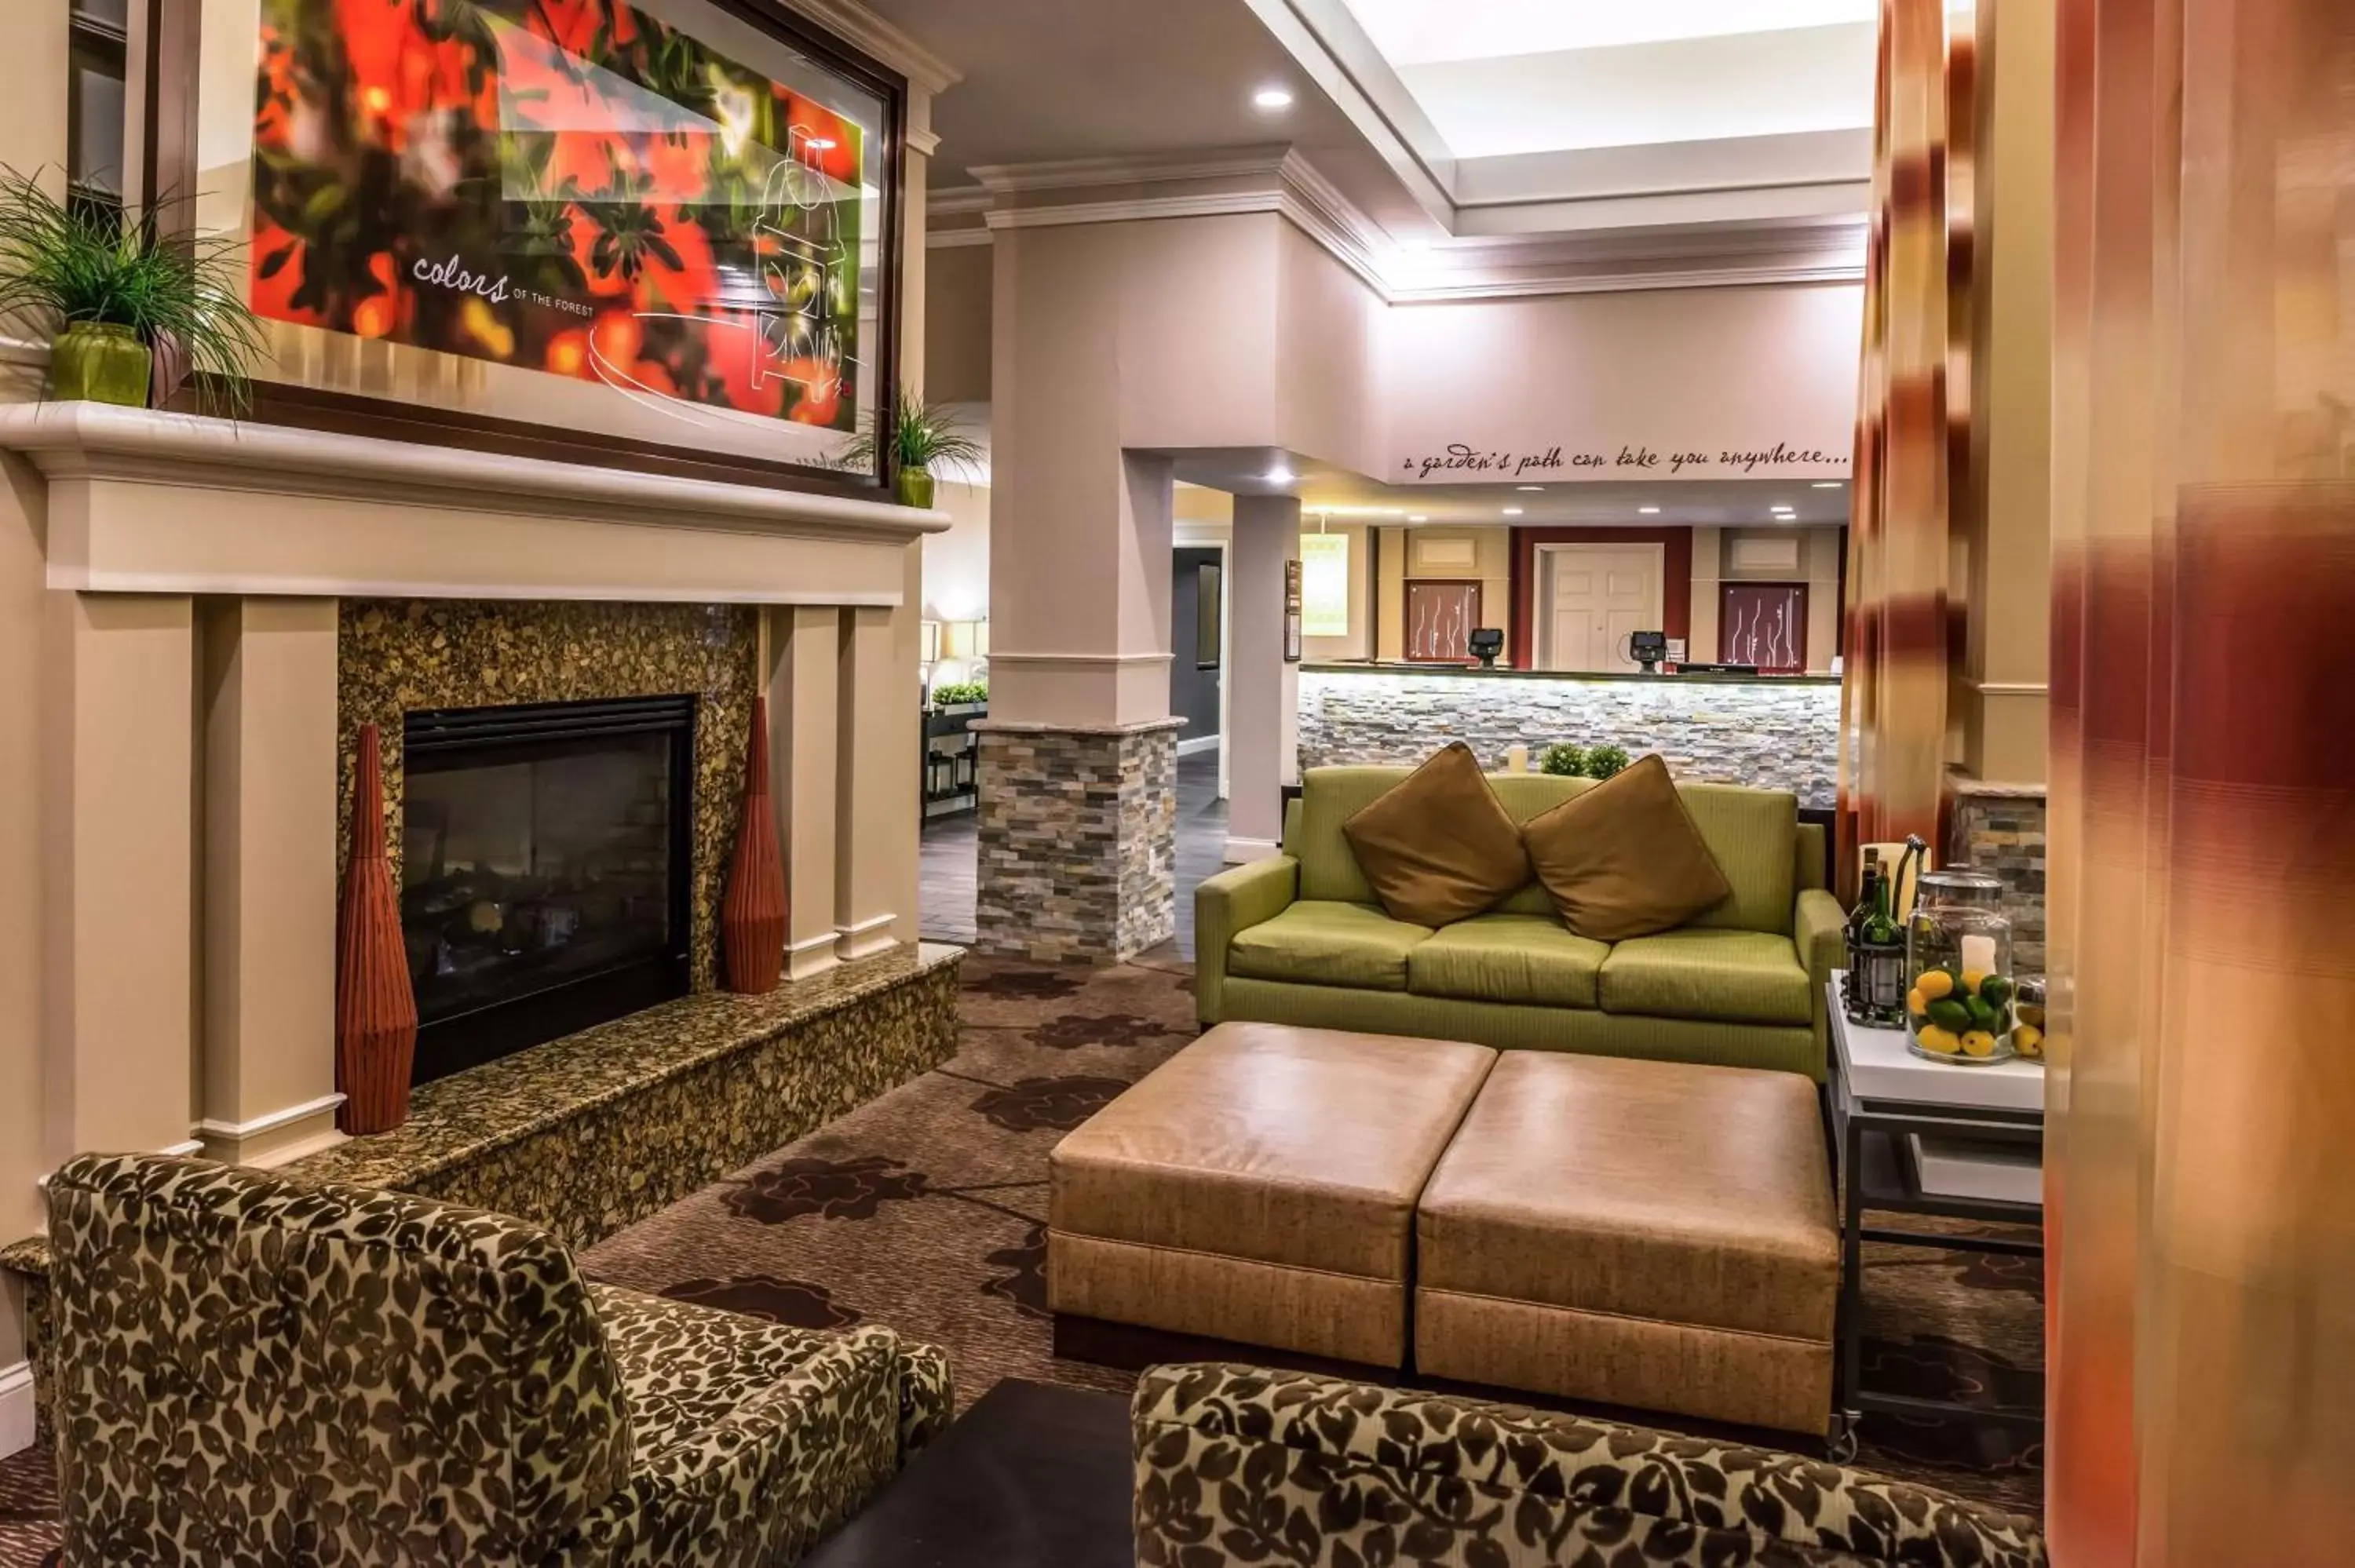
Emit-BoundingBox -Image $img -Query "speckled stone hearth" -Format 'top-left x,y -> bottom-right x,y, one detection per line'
0,942 -> 962,1448
974,722 -> 1178,963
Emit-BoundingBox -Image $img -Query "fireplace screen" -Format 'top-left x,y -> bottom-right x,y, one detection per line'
402,696 -> 696,1084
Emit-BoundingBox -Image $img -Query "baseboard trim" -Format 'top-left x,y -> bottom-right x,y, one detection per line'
159,1139 -> 204,1158
786,932 -> 841,981
0,1359 -> 33,1459
834,914 -> 899,962
1176,734 -> 1221,757
1223,836 -> 1280,865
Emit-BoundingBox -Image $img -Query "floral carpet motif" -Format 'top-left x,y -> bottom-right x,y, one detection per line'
0,955 -> 2045,1562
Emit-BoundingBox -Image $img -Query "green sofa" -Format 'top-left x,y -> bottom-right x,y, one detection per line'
1196,767 -> 1846,1080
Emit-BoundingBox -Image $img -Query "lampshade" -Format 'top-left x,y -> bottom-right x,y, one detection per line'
973,618 -> 989,658
920,620 -> 941,663
942,620 -> 978,659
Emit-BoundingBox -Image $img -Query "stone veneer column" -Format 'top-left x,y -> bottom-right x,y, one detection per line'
39,593 -> 199,1165
974,720 -> 1180,963
766,605 -> 842,980
1225,496 -> 1301,862
197,597 -> 345,1167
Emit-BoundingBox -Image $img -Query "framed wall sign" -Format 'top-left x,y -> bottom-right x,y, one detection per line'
1283,558 -> 1304,663
176,0 -> 905,488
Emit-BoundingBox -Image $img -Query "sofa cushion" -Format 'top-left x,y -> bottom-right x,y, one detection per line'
1676,782 -> 1800,934
1598,928 -> 1813,1026
1339,742 -> 1531,926
1228,901 -> 1432,991
1522,755 -> 1732,940
1407,913 -> 1610,1008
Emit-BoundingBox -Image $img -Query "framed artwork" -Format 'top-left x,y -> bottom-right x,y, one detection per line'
1299,531 -> 1350,637
183,0 -> 904,487
1196,563 -> 1223,669
1407,580 -> 1482,663
1283,559 -> 1303,663
1720,582 -> 1809,673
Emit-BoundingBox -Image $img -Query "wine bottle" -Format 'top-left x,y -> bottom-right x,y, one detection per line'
1864,858 -> 1901,947
1849,849 -> 1883,945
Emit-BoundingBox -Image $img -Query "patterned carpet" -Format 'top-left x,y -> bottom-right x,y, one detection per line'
0,955 -> 2044,1563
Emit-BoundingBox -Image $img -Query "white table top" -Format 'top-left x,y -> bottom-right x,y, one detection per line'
1827,978 -> 2046,1117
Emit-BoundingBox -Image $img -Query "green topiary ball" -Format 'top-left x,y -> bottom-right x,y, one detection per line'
1539,742 -> 1586,777
1583,744 -> 1632,779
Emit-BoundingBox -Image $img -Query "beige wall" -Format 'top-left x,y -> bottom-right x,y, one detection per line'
1398,527 -> 1513,651
1382,283 -> 1862,485
922,479 -> 990,630
0,6 -> 73,1378
1960,0 -> 2054,783
1276,227 -> 1384,475
924,242 -> 994,406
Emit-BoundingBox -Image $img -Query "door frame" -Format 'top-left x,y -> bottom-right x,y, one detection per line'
1718,579 -> 1810,672
1534,542 -> 1667,672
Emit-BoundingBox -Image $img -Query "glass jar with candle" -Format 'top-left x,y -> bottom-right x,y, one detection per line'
1902,869 -> 2016,1065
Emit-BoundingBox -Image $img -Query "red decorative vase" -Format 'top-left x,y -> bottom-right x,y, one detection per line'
722,695 -> 788,994
336,724 -> 418,1134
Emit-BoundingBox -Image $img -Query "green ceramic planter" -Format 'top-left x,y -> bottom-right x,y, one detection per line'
894,465 -> 936,509
51,322 -> 151,407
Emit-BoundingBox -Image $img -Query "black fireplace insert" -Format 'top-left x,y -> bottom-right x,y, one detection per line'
400,695 -> 696,1085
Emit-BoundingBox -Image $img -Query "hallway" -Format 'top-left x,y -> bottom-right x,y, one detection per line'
919,746 -> 1229,959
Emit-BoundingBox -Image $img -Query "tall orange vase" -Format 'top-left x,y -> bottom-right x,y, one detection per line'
721,695 -> 787,994
336,723 -> 418,1133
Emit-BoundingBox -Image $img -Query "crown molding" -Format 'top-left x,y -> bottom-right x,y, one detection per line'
929,184 -> 991,217
927,227 -> 992,249
968,146 -> 1293,195
780,0 -> 961,96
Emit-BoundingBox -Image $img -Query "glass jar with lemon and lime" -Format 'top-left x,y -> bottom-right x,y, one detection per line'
1903,870 -> 2017,1065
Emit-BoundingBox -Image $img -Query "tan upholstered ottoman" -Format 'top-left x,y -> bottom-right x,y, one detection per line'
1049,1021 -> 1496,1368
1415,1051 -> 1839,1435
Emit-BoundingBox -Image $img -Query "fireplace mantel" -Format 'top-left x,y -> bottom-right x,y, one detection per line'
0,401 -> 949,604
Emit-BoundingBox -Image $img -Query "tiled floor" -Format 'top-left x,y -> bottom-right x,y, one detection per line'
921,746 -> 1229,959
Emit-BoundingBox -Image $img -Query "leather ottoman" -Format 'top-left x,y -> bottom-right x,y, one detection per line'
1415,1051 -> 1839,1435
1049,1021 -> 1495,1367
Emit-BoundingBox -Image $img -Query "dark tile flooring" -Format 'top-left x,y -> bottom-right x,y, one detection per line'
921,746 -> 1229,959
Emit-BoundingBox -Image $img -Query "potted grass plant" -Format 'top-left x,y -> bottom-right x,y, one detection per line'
845,384 -> 984,509
0,169 -> 265,412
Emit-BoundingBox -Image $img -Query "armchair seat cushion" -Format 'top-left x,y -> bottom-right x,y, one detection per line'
1228,901 -> 1432,991
1599,928 -> 1813,1026
1406,913 -> 1610,1008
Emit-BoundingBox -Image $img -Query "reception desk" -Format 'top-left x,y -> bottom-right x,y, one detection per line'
1298,664 -> 1840,808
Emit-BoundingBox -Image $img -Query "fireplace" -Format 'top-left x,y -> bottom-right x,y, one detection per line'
401,695 -> 696,1084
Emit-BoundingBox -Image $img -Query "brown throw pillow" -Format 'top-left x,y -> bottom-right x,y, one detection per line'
1521,753 -> 1731,941
1342,742 -> 1532,928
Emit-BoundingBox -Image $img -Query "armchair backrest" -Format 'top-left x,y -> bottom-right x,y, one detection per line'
1134,1365 -> 2048,1568
1295,764 -> 1799,933
46,1153 -> 633,1565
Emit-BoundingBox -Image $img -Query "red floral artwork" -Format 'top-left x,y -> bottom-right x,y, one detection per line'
250,0 -> 866,428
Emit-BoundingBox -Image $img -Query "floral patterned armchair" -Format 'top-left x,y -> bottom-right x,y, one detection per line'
42,1153 -> 952,1566
1133,1365 -> 2048,1568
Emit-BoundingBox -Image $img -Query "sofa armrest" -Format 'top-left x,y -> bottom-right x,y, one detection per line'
1795,886 -> 1846,1073
1192,856 -> 1298,1026
1132,1365 -> 2049,1568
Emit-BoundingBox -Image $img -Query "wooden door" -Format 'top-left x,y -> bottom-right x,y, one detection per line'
1720,582 -> 1809,672
1544,547 -> 1659,672
1405,580 -> 1481,663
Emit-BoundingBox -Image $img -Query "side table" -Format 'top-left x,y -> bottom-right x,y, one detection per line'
1825,979 -> 2046,1459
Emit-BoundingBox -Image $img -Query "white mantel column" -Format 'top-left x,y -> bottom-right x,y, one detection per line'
40,593 -> 199,1167
196,597 -> 345,1167
1226,496 -> 1301,862
833,544 -> 921,959
767,606 -> 842,981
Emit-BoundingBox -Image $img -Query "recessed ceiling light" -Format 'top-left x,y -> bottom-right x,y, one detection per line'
1638,505 -> 1661,515
1772,505 -> 1797,514
1252,86 -> 1294,111
1408,513 -> 1429,522
1502,507 -> 1524,516
1516,484 -> 1543,492
1813,480 -> 1844,489
1265,465 -> 1295,486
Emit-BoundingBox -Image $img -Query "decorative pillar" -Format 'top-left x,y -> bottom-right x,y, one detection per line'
197,596 -> 345,1165
39,593 -> 198,1165
977,438 -> 1179,962
833,563 -> 916,961
765,604 -> 842,981
1225,494 -> 1300,861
